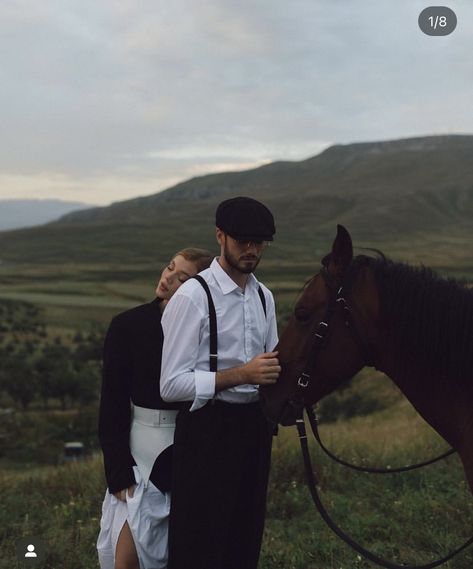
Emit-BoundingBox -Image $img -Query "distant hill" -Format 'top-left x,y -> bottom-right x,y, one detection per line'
1,135 -> 472,273
0,200 -> 92,231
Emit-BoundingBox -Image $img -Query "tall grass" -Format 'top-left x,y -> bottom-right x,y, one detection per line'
2,402 -> 472,568
262,403 -> 473,568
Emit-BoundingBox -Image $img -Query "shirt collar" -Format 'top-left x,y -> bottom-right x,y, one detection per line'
210,257 -> 259,295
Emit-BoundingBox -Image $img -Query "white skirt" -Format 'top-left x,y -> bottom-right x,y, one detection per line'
97,466 -> 171,569
97,407 -> 178,569
129,407 -> 177,487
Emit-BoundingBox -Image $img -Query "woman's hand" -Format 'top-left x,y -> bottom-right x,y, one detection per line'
114,485 -> 136,502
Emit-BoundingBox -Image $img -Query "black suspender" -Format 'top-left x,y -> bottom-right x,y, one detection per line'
257,286 -> 267,317
193,275 -> 218,372
257,286 -> 267,352
192,276 -> 267,372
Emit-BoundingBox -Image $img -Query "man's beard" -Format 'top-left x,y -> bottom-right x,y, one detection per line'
223,242 -> 261,274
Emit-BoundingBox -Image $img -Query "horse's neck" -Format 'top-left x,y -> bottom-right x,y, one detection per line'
377,353 -> 465,449
357,266 -> 468,448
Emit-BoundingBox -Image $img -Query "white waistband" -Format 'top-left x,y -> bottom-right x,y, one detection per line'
131,405 -> 178,427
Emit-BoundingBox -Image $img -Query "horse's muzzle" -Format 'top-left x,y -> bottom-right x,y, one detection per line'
279,401 -> 303,426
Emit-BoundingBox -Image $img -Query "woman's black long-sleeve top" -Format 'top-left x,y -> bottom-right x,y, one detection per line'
98,298 -> 181,494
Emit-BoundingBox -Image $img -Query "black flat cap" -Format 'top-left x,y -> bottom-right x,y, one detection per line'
216,196 -> 275,241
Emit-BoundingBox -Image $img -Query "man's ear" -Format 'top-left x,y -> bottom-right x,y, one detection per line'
327,225 -> 353,280
216,227 -> 225,246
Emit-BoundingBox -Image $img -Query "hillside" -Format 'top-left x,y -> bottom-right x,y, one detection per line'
0,200 -> 91,231
0,135 -> 472,272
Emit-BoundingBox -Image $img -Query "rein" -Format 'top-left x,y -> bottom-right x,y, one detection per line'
296,407 -> 473,569
307,406 -> 456,474
289,267 -> 471,567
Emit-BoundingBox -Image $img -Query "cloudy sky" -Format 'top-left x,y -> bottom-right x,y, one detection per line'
1,0 -> 472,205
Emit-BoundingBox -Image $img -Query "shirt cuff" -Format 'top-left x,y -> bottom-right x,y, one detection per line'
190,370 -> 216,411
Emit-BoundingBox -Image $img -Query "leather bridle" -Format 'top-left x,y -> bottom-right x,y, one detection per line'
287,266 -> 375,412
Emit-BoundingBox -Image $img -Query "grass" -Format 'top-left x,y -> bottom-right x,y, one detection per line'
262,405 -> 473,569
0,240 -> 472,567
0,262 -> 307,336
1,402 -> 472,569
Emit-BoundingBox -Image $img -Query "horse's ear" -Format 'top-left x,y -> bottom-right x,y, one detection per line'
328,225 -> 353,278
321,253 -> 331,267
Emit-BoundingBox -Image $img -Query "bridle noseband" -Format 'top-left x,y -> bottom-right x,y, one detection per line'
291,266 -> 376,408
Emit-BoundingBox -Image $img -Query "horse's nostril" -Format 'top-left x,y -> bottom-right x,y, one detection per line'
279,404 -> 298,426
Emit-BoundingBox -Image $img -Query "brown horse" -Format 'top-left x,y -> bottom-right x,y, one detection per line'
260,225 -> 473,493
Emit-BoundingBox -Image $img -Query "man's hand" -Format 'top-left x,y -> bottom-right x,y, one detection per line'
241,352 -> 281,385
114,485 -> 136,502
215,351 -> 280,392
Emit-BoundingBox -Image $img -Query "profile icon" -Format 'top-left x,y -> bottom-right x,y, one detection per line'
15,535 -> 45,564
25,544 -> 37,558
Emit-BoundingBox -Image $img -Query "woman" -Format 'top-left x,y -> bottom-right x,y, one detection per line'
97,248 -> 212,569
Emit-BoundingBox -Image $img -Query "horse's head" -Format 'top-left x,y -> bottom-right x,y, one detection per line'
260,225 -> 380,425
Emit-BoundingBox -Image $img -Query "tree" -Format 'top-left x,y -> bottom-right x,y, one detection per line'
69,363 -> 101,408
35,344 -> 74,410
0,353 -> 37,410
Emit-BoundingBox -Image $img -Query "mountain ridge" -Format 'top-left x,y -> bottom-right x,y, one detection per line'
0,199 -> 92,231
1,134 -> 472,269
55,133 -> 473,226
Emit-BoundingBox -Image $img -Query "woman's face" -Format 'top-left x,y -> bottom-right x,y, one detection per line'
155,255 -> 199,300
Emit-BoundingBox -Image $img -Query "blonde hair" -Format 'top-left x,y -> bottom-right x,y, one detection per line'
173,248 -> 212,273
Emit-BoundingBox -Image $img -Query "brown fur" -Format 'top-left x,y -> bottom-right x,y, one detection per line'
260,226 -> 473,493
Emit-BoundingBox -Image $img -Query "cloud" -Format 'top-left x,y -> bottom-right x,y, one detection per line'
1,0 -> 472,204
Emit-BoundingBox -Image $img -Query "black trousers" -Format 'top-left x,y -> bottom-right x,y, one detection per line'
167,400 -> 273,569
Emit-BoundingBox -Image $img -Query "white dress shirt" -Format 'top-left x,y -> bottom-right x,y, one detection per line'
160,258 -> 278,411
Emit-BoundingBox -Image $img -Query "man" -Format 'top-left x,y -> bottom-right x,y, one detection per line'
160,196 -> 280,569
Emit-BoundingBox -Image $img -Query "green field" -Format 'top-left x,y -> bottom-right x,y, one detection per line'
1,252 -> 470,338
1,244 -> 473,567
0,260 -> 314,338
1,399 -> 472,568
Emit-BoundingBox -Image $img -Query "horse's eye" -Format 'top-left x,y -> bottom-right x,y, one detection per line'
294,307 -> 312,322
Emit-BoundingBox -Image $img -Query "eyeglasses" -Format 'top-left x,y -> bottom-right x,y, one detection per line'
233,239 -> 269,250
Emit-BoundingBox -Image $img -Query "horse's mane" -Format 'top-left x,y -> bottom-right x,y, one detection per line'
347,254 -> 473,383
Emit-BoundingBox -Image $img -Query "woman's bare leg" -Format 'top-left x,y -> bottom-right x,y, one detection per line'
115,521 -> 139,569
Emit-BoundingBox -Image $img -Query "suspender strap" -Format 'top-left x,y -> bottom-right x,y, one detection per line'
192,276 -> 268,373
257,285 -> 267,351
193,275 -> 218,372
257,285 -> 266,317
